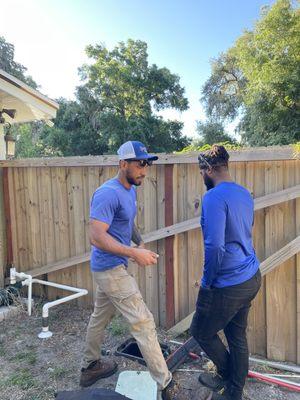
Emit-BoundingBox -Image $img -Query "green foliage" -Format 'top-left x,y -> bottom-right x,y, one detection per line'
234,0 -> 299,109
196,120 -> 238,145
176,141 -> 241,154
202,0 -> 300,146
202,52 -> 246,120
239,93 -> 300,145
31,39 -> 190,156
292,142 -> 300,157
0,36 -> 37,88
14,123 -> 63,158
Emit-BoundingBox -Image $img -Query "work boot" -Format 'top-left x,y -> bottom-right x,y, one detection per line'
79,359 -> 118,387
198,372 -> 228,392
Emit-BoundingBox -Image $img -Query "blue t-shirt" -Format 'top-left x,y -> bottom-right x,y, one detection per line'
201,181 -> 259,288
90,178 -> 136,272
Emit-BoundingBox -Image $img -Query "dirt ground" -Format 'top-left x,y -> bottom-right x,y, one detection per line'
0,302 -> 299,400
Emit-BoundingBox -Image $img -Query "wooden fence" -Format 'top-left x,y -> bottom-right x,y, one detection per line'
0,146 -> 299,363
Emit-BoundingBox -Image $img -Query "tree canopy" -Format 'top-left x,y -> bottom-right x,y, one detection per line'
201,0 -> 300,146
0,36 -> 37,88
21,39 -> 190,157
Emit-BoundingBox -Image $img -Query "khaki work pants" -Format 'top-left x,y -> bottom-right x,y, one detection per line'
83,265 -> 172,390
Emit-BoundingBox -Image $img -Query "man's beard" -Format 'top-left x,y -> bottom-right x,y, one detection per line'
126,173 -> 142,186
204,174 -> 215,190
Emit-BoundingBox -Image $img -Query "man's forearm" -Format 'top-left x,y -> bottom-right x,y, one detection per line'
201,246 -> 225,288
91,231 -> 135,258
131,223 -> 143,246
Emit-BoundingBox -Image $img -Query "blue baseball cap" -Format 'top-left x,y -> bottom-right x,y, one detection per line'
117,141 -> 158,161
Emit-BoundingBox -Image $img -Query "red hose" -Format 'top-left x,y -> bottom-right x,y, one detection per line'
248,370 -> 300,393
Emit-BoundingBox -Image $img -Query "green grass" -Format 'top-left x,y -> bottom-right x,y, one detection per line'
6,368 -> 38,390
23,388 -> 56,400
108,316 -> 129,336
13,327 -> 22,339
49,366 -> 67,379
12,350 -> 37,365
0,343 -> 6,357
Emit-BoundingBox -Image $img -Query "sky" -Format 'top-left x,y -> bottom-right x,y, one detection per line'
1,0 -> 276,138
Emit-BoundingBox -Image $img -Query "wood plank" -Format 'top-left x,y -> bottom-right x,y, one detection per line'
53,167 -> 79,295
187,164 -> 203,314
136,167 -> 147,301
37,167 -> 56,300
172,165 -> 179,324
156,165 -> 166,327
177,163 -> 189,321
38,168 -> 56,266
265,161 -> 287,361
260,236 -> 300,275
2,168 -> 13,276
297,250 -> 300,365
248,161 -> 267,357
24,168 -> 42,269
165,164 -> 175,328
68,167 -> 87,304
294,160 -> 300,364
85,166 -> 101,303
13,168 -> 29,270
26,253 -> 89,277
24,167 -> 44,297
282,160 -> 297,362
0,146 -> 295,168
254,184 -> 300,210
47,167 -> 70,299
144,166 -> 159,323
0,168 -> 6,287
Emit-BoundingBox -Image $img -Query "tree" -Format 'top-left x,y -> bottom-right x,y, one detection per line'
202,52 -> 246,121
0,36 -> 37,88
196,120 -> 237,145
38,39 -> 190,156
201,0 -> 300,146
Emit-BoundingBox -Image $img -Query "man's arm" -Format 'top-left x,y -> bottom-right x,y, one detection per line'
201,193 -> 226,288
89,219 -> 156,266
131,223 -> 144,247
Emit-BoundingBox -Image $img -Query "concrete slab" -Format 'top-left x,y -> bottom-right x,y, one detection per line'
115,371 -> 157,400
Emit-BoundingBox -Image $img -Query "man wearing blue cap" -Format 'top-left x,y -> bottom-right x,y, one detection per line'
80,141 -> 175,399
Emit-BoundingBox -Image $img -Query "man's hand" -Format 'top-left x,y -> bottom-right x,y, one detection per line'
131,248 -> 158,267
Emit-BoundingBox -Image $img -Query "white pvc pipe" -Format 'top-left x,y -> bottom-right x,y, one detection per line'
27,276 -> 32,316
10,267 -> 17,284
250,356 -> 300,374
9,268 -> 88,338
30,278 -> 86,293
41,290 -> 88,319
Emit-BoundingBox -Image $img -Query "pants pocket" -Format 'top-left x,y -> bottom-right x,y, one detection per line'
95,267 -> 139,300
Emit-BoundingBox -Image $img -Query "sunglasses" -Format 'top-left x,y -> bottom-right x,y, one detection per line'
126,159 -> 153,167
198,154 -> 212,169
